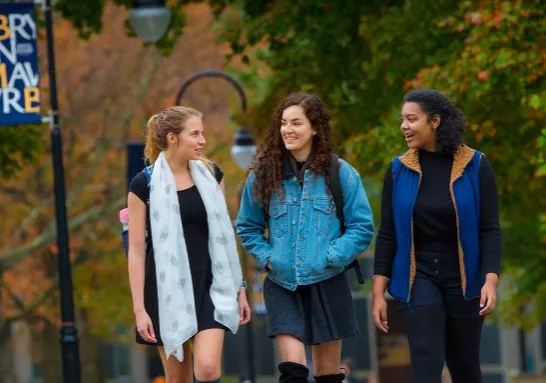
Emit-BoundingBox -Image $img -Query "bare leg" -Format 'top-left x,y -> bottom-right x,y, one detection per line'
276,334 -> 306,365
275,334 -> 309,383
158,342 -> 193,383
312,340 -> 342,376
193,329 -> 225,382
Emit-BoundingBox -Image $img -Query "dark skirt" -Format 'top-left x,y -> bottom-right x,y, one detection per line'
136,268 -> 228,346
263,271 -> 360,345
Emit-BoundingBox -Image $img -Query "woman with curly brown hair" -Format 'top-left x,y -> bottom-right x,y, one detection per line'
236,93 -> 374,383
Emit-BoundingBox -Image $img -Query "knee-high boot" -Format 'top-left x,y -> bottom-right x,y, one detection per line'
278,362 -> 309,383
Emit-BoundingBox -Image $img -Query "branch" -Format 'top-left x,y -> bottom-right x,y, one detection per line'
0,285 -> 57,337
2,283 -> 25,310
63,52 -> 161,207
0,197 -> 126,269
0,185 -> 34,208
1,49 -> 162,254
205,139 -> 229,158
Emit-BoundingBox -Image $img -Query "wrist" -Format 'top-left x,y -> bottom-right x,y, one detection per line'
134,307 -> 146,315
372,275 -> 389,299
485,273 -> 499,285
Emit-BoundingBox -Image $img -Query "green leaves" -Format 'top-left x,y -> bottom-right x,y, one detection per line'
54,0 -> 188,56
0,125 -> 43,179
211,0 -> 546,324
39,0 -> 546,325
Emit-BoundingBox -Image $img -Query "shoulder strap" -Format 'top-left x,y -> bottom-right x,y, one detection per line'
143,165 -> 153,182
329,154 -> 344,230
330,154 -> 365,284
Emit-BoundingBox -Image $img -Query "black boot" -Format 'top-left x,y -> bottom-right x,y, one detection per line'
278,362 -> 310,383
314,373 -> 345,383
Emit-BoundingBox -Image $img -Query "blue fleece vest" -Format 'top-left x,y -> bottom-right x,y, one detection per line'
388,146 -> 484,302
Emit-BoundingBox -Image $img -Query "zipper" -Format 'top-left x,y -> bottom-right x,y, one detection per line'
449,178 -> 468,299
406,170 -> 422,304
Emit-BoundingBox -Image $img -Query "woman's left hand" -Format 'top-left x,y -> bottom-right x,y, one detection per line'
480,273 -> 499,316
238,287 -> 252,325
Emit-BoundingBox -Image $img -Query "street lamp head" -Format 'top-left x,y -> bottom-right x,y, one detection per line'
231,128 -> 257,170
129,0 -> 172,43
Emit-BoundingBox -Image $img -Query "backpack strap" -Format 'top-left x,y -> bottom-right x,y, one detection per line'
330,154 -> 365,285
143,165 -> 153,182
329,154 -> 344,229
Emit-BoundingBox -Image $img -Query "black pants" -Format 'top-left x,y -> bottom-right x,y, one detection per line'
400,251 -> 484,383
401,307 -> 484,383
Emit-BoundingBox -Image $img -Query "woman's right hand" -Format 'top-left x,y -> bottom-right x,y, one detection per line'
136,310 -> 157,343
372,295 -> 389,333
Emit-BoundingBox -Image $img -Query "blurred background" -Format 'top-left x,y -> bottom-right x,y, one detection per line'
0,1 -> 545,382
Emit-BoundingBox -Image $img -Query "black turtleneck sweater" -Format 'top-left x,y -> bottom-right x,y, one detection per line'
374,149 -> 502,277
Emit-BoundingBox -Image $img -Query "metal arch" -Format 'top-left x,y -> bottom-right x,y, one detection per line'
174,69 -> 247,112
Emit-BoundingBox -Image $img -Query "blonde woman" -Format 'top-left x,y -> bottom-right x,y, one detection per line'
128,106 -> 251,383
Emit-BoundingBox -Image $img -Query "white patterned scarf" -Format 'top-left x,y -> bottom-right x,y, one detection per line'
149,152 -> 242,361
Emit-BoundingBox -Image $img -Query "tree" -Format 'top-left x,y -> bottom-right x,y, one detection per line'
1,3 -> 245,381
59,0 -> 544,325
0,126 -> 43,180
204,0 -> 546,325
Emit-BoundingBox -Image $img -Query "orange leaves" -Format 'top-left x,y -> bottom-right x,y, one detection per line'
469,120 -> 497,143
477,70 -> 489,81
1,2 -> 241,336
467,12 -> 485,25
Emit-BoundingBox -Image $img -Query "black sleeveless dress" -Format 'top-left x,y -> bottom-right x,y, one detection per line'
129,164 -> 228,346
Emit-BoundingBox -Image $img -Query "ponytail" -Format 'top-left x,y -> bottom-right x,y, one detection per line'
200,157 -> 214,175
143,107 -> 204,165
144,114 -> 160,164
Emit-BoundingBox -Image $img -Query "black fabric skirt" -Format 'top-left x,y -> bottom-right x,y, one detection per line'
136,266 -> 228,347
263,271 -> 360,345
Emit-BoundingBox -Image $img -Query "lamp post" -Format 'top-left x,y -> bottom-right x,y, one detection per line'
44,0 -> 81,381
175,70 -> 257,383
174,70 -> 257,170
129,0 -> 172,43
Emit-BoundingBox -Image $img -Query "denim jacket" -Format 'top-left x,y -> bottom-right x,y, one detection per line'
236,158 -> 374,291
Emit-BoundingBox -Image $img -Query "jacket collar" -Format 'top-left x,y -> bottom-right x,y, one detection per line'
398,145 -> 475,184
281,150 -> 316,179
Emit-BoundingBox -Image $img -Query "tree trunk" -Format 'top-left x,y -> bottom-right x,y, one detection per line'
37,310 -> 106,383
12,321 -> 33,383
38,321 -> 63,383
0,322 -> 15,383
78,309 -> 105,383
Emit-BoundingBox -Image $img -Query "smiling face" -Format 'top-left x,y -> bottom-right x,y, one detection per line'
280,105 -> 316,161
400,102 -> 440,152
166,116 -> 206,161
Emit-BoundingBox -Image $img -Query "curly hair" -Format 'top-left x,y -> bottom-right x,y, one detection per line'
251,92 -> 333,209
403,89 -> 466,154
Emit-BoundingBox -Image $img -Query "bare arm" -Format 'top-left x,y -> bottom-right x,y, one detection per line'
127,192 -> 147,314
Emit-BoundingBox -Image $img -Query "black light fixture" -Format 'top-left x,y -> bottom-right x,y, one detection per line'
174,69 -> 258,171
231,128 -> 257,170
129,0 -> 172,43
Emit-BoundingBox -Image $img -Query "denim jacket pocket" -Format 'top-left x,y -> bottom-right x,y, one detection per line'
269,203 -> 288,238
312,199 -> 335,235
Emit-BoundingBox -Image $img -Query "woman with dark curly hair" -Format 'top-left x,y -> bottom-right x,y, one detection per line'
237,93 -> 374,383
372,89 -> 502,383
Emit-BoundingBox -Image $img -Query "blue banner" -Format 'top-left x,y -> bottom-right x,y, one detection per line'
0,3 -> 41,126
